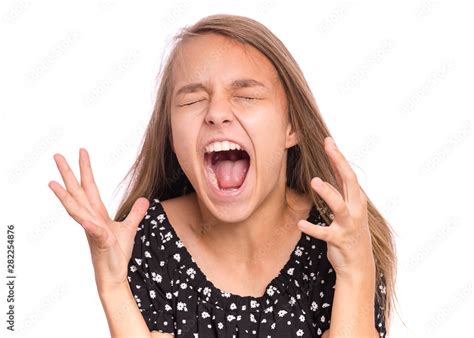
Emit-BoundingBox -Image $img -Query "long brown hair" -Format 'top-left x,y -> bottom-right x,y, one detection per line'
114,14 -> 397,334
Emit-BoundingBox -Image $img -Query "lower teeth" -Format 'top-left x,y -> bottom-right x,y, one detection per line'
220,187 -> 238,192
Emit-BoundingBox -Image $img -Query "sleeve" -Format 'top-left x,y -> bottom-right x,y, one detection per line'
314,244 -> 388,337
127,199 -> 176,334
374,277 -> 387,337
312,241 -> 337,337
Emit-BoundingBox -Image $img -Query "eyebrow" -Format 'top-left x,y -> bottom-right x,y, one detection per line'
174,78 -> 266,97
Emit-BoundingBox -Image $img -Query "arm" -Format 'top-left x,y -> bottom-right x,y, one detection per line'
49,150 -> 173,337
297,137 -> 385,337
99,281 -> 172,338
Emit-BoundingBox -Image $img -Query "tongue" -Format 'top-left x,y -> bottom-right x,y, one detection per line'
214,159 -> 249,189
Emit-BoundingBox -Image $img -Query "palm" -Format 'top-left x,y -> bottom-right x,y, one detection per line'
48,148 -> 149,291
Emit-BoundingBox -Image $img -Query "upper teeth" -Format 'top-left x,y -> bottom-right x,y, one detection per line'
205,141 -> 242,153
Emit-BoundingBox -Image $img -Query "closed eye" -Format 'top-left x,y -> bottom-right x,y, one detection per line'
237,96 -> 261,101
179,99 -> 205,107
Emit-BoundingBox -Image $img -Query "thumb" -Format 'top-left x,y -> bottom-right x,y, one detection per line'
122,197 -> 150,232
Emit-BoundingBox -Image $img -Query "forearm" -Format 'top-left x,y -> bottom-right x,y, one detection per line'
328,270 -> 378,338
98,281 -> 152,338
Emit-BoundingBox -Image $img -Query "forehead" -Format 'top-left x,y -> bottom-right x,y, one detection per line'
171,33 -> 280,89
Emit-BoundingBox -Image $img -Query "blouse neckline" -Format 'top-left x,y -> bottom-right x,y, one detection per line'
155,198 -> 322,312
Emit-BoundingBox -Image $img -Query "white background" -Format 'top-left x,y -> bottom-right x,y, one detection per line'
1,1 -> 473,337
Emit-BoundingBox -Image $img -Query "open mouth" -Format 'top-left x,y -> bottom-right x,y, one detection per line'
203,147 -> 251,193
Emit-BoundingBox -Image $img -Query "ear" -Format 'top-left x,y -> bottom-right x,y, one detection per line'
285,122 -> 299,149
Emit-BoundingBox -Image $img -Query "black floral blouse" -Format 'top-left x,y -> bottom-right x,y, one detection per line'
127,198 -> 386,337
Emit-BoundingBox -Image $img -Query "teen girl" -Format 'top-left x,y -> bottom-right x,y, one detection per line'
49,14 -> 396,337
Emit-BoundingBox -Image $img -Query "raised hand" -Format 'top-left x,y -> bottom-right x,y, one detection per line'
48,148 -> 150,293
297,136 -> 376,280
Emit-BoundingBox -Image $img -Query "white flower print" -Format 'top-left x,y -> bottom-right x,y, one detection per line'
226,314 -> 235,322
177,302 -> 188,311
287,268 -> 295,276
264,305 -> 273,313
164,231 -> 172,242
130,265 -> 137,272
201,311 -> 210,319
151,272 -> 162,283
250,313 -> 256,323
173,253 -> 181,262
311,301 -> 318,311
144,250 -> 151,258
187,267 -> 196,279
296,329 -> 304,336
149,290 -> 156,299
278,310 -> 287,317
203,286 -> 211,297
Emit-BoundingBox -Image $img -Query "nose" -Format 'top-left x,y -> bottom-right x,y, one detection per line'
204,96 -> 234,127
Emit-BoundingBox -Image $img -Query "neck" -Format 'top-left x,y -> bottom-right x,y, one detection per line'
191,185 -> 312,267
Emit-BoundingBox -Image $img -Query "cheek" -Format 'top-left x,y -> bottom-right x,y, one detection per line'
170,120 -> 199,173
245,108 -> 288,173
257,141 -> 287,173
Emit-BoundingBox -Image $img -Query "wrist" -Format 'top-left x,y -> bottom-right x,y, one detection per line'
336,261 -> 376,284
98,280 -> 130,300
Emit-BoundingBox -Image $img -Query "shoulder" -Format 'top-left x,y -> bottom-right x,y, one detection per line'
159,192 -> 197,219
159,193 -> 201,240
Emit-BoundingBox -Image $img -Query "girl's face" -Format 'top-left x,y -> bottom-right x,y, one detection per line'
170,33 -> 298,220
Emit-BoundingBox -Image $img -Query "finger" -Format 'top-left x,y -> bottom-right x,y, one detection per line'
53,153 -> 91,210
122,197 -> 150,232
48,180 -> 91,224
324,137 -> 362,210
297,219 -> 333,243
324,138 -> 345,195
79,148 -> 108,217
311,176 -> 351,223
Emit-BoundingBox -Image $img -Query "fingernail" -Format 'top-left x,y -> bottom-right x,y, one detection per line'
297,220 -> 307,230
313,177 -> 323,188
